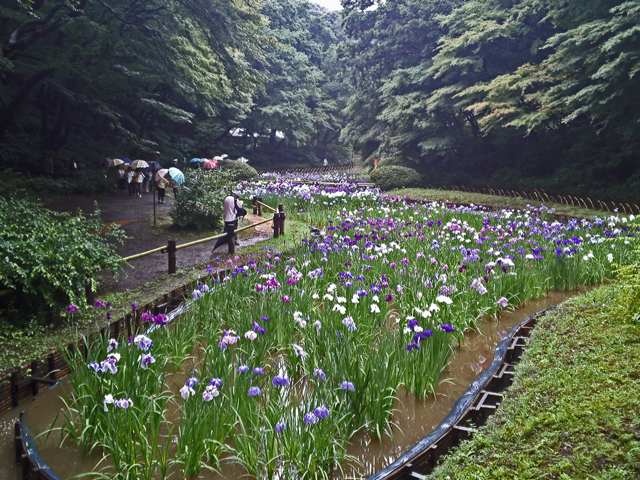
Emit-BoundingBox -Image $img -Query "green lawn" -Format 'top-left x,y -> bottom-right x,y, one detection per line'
426,269 -> 640,479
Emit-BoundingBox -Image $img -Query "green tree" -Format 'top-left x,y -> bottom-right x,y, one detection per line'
0,0 -> 267,171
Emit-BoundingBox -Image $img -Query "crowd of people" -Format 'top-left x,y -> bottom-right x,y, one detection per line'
115,159 -> 180,202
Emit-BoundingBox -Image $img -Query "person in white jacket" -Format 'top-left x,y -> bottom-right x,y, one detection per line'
223,191 -> 243,245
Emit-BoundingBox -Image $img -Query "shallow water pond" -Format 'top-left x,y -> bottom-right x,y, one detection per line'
16,288 -> 587,480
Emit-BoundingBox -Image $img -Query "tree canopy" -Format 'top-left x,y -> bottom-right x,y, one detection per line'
2,0 -> 640,199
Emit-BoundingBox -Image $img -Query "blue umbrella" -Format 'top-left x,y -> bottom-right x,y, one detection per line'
168,167 -> 185,184
189,158 -> 205,163
121,157 -> 132,164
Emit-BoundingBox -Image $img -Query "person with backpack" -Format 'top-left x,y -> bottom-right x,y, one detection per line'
220,191 -> 245,247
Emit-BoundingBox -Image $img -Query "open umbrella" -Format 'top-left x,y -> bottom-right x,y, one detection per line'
131,159 -> 149,169
106,158 -> 124,168
121,157 -> 132,164
168,167 -> 185,184
148,161 -> 161,171
203,159 -> 218,170
189,158 -> 205,163
99,157 -> 112,166
155,168 -> 169,182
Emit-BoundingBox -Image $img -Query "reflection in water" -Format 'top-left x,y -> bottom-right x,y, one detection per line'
15,289 -> 586,480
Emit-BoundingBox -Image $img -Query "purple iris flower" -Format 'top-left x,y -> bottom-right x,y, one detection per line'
314,405 -> 330,419
275,421 -> 287,433
342,315 -> 357,331
114,398 -> 133,409
272,375 -> 289,387
313,368 -> 326,381
406,342 -> 419,351
261,316 -> 270,322
238,365 -> 250,373
253,367 -> 264,375
133,334 -> 153,351
440,324 -> 455,332
248,386 -> 262,397
303,412 -> 318,425
185,377 -> 199,388
210,378 -> 223,388
340,381 -> 355,392
139,353 -> 155,370
93,300 -> 105,308
67,304 -> 78,313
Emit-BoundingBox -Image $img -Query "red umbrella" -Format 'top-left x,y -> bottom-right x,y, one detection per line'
203,159 -> 218,170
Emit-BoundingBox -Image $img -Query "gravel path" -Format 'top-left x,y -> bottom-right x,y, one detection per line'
47,191 -> 272,293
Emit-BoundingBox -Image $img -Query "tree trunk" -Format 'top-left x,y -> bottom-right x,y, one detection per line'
0,68 -> 56,140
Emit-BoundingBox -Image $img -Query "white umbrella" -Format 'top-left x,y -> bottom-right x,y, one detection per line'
106,158 -> 125,168
131,159 -> 149,169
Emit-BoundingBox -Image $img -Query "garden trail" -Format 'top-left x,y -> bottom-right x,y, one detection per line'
46,192 -> 271,293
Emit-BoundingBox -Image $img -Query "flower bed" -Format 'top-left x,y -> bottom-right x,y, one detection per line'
60,181 -> 639,480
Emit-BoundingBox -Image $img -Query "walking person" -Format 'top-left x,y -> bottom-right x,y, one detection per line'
134,169 -> 145,197
157,176 -> 168,203
126,167 -> 135,196
223,191 -> 243,246
170,177 -> 179,200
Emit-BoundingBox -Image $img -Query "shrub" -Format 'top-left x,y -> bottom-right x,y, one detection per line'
0,196 -> 125,316
370,165 -> 422,190
0,168 -> 76,198
219,160 -> 258,181
170,169 -> 235,230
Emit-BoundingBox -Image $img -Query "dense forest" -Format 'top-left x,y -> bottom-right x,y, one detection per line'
1,0 -> 639,199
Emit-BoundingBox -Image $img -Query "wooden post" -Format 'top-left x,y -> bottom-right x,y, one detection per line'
168,240 -> 177,274
258,197 -> 263,216
252,197 -> 258,215
85,280 -> 95,306
226,223 -> 236,254
125,313 -> 132,338
273,212 -> 281,238
11,372 -> 19,407
31,361 -> 38,396
278,204 -> 285,235
48,354 -> 56,381
14,420 -> 22,464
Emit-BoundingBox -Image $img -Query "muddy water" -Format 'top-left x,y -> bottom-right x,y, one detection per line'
5,289 -> 586,480
339,288 -> 589,479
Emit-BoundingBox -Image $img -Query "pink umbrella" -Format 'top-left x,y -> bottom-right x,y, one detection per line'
203,159 -> 218,170
155,168 -> 169,181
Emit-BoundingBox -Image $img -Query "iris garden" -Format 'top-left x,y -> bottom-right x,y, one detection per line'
60,174 -> 639,479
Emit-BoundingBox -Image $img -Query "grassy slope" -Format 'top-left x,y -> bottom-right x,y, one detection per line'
427,279 -> 640,479
387,188 -> 602,219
